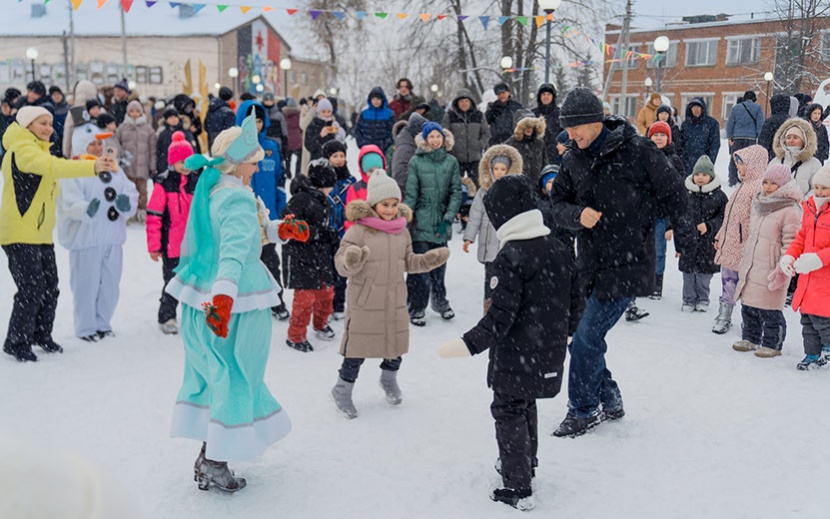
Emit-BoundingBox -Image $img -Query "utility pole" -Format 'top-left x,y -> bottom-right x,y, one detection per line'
62,31 -> 70,92
120,3 -> 128,81
618,0 -> 633,118
600,1 -> 631,102
68,0 -> 76,88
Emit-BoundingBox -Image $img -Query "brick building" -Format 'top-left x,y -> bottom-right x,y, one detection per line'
604,15 -> 830,127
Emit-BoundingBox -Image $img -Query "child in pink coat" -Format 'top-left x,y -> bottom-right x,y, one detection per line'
343,145 -> 387,230
778,165 -> 830,369
146,131 -> 199,334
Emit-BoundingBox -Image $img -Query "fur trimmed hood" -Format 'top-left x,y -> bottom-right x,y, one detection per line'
685,174 -> 723,193
773,117 -> 818,162
414,128 -> 455,153
477,144 -> 524,190
345,199 -> 412,223
512,110 -> 546,141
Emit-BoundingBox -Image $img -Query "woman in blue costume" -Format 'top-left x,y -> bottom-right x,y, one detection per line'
166,115 -> 308,492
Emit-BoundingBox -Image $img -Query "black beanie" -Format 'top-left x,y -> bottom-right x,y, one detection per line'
95,113 -> 116,129
308,158 -> 336,188
559,87 -> 605,129
162,106 -> 179,119
484,175 -> 538,230
219,86 -> 234,101
85,98 -> 101,111
322,140 -> 347,159
48,85 -> 63,96
27,81 -> 46,96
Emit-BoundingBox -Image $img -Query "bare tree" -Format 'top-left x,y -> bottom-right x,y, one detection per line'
300,0 -> 369,88
772,0 -> 830,93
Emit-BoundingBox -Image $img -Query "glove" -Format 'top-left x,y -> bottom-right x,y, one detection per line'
767,268 -> 790,291
437,338 -> 472,358
115,194 -> 131,213
202,295 -> 233,338
779,255 -> 795,276
278,214 -> 310,242
435,220 -> 451,239
423,247 -> 450,269
86,198 -> 101,217
343,245 -> 370,271
794,252 -> 823,274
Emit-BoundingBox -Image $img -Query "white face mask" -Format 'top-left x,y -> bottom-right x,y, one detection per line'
785,145 -> 803,154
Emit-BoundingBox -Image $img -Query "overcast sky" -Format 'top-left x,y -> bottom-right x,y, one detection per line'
618,0 -> 775,29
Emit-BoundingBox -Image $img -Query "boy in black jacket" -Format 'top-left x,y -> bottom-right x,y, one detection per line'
438,175 -> 577,511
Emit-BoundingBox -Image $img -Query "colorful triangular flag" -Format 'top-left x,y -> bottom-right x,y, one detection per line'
71,0 -> 82,8
216,5 -> 227,11
286,8 -> 298,15
191,3 -> 205,13
331,11 -> 345,21
239,6 -> 251,13
262,6 -> 274,12
396,13 -> 408,20
436,14 -> 447,20
535,16 -> 544,28
355,11 -> 365,19
457,15 -> 467,21
375,12 -> 388,19
169,2 -> 180,7
146,1 -> 156,6
309,10 -> 322,19
121,0 -> 133,11
516,16 -> 528,26
479,15 -> 489,29
97,0 -> 107,7
498,16 -> 510,26
419,13 -> 430,21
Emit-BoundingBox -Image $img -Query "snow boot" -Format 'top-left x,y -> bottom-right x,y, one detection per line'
440,308 -> 455,320
271,305 -> 290,321
330,311 -> 345,321
314,325 -> 336,341
96,330 -> 115,340
625,301 -> 649,322
694,302 -> 709,312
552,412 -> 602,438
754,346 -> 782,358
409,310 -> 426,327
602,405 -> 625,421
490,488 -> 535,511
79,334 -> 98,342
195,458 -> 246,492
822,345 -> 830,363
379,369 -> 402,405
712,302 -> 734,334
732,339 -> 759,352
35,339 -> 64,353
681,302 -> 696,312
160,319 -> 179,335
649,274 -> 663,300
797,354 -> 828,371
331,378 -> 358,419
4,342 -> 37,362
286,339 -> 314,352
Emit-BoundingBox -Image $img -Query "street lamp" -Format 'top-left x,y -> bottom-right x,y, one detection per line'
499,56 -> 514,88
329,87 -> 338,96
653,36 -> 669,93
644,77 -> 653,97
431,84 -> 439,93
256,84 -> 264,93
538,0 -> 562,84
279,58 -> 292,99
251,74 -> 261,84
764,71 -> 774,117
26,47 -> 39,81
228,66 -> 239,92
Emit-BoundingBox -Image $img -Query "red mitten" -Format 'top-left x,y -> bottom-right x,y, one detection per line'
202,295 -> 234,338
278,214 -> 310,242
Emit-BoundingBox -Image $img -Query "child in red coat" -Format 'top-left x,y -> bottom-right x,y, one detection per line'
778,165 -> 830,369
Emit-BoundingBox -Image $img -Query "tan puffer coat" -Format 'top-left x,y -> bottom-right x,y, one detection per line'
335,201 -> 449,359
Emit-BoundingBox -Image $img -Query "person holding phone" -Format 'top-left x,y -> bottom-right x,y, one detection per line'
304,98 -> 345,164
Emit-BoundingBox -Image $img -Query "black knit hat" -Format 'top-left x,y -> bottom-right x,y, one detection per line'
322,140 -> 347,159
493,83 -> 510,95
114,78 -> 130,93
308,158 -> 336,188
162,106 -> 179,119
27,81 -> 46,96
219,86 -> 234,101
559,87 -> 604,129
48,85 -> 63,96
95,113 -> 116,129
85,98 -> 101,111
484,175 -> 538,230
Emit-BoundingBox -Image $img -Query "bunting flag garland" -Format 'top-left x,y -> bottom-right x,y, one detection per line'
54,0 -> 659,64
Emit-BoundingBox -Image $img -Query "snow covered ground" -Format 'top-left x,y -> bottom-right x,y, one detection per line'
2,141 -> 829,518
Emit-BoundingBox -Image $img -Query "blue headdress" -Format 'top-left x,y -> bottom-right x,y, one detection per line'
176,114 -> 264,284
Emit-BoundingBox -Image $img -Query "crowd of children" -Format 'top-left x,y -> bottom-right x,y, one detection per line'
6,78 -> 830,514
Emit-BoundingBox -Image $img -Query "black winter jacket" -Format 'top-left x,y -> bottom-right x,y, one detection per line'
805,103 -> 829,164
759,95 -> 793,161
204,98 -> 236,149
462,234 -> 573,399
304,117 -> 339,162
532,84 -> 562,163
679,175 -> 727,274
550,117 -> 694,299
282,175 -> 336,290
680,98 -> 721,174
505,134 -> 546,185
485,98 -> 523,146
155,124 -> 196,178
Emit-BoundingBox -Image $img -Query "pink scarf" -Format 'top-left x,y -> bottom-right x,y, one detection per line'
357,216 -> 407,235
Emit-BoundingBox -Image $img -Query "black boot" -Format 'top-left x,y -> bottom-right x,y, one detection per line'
490,487 -> 534,511
4,342 -> 38,362
625,301 -> 649,322
649,274 -> 663,300
552,412 -> 602,438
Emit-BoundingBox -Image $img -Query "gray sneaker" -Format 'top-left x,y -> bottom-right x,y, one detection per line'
379,370 -> 402,405
332,378 -> 358,418
160,319 -> 178,335
681,303 -> 695,312
195,459 -> 246,492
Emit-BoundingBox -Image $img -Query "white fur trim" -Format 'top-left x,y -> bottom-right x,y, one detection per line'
165,276 -> 281,313
265,221 -> 283,244
496,210 -> 550,249
210,278 -> 238,300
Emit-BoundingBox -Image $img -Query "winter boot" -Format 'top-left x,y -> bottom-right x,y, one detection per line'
271,305 -> 290,321
694,301 -> 710,312
96,330 -> 115,340
754,346 -> 782,358
331,378 -> 358,419
409,310 -> 426,327
490,488 -> 535,511
681,302 -> 696,312
796,354 -> 828,371
732,339 -> 759,352
379,369 -> 402,405
330,311 -> 345,321
314,325 -> 336,341
625,301 -> 649,322
712,302 -> 734,334
822,345 -> 830,363
34,339 -> 64,353
4,342 -> 37,362
552,412 -> 602,438
160,319 -> 179,335
649,274 -> 663,300
286,339 -> 314,352
195,458 -> 246,492
194,442 -> 206,477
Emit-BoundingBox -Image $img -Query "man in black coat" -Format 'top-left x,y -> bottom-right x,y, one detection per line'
680,98 -> 720,174
549,88 -> 693,438
204,86 -> 237,149
532,83 -> 562,163
439,175 -> 576,511
759,94 -> 793,161
110,78 -> 131,125
485,83 -> 523,146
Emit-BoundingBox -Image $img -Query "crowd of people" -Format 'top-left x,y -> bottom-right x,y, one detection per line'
2,74 -> 830,512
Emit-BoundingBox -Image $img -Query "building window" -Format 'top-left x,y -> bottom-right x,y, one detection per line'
611,44 -> 641,70
610,95 -> 638,117
301,72 -> 308,85
135,66 -> 148,84
685,40 -> 718,66
821,32 -> 830,60
722,93 -> 744,121
106,64 -> 120,84
681,94 -> 714,118
726,38 -> 760,65
646,41 -> 677,68
149,67 -> 163,84
89,61 -> 105,85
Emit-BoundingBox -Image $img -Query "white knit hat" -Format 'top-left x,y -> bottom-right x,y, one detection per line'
366,169 -> 401,207
16,106 -> 52,129
812,164 -> 830,189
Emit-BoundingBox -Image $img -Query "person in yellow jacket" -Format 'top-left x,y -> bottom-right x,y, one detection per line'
1,106 -> 115,362
636,93 -> 664,136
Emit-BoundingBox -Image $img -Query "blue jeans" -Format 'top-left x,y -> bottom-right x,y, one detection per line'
654,218 -> 668,276
567,293 -> 632,418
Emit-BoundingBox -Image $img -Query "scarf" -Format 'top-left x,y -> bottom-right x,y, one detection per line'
358,216 -> 407,235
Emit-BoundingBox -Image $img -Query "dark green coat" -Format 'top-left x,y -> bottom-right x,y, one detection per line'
404,130 -> 462,244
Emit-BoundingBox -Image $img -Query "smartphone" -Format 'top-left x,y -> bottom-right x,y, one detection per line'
325,121 -> 333,127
